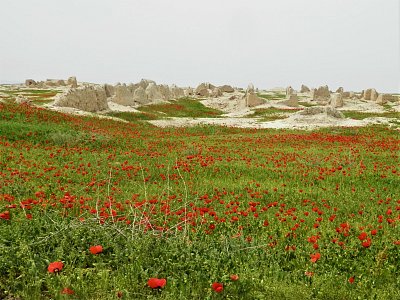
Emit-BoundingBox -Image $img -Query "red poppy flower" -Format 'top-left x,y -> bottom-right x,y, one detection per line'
48,261 -> 64,273
212,282 -> 223,293
358,232 -> 367,241
61,287 -> 74,295
307,236 -> 318,244
0,211 -> 10,220
147,278 -> 167,289
348,277 -> 355,284
362,238 -> 371,248
230,274 -> 239,281
89,245 -> 103,255
310,253 -> 321,263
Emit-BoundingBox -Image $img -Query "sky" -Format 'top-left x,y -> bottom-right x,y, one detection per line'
1,0 -> 399,92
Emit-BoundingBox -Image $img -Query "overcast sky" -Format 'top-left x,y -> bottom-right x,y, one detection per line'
1,0 -> 399,92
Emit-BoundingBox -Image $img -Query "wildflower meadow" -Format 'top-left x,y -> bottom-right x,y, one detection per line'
0,101 -> 399,299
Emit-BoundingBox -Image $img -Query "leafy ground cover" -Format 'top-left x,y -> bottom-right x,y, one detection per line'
137,98 -> 224,118
257,92 -> 286,101
105,98 -> 223,122
342,110 -> 400,120
249,107 -> 301,122
0,101 -> 399,299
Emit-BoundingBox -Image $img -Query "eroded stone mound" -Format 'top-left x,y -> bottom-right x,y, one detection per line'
113,84 -> 136,106
133,87 -> 147,104
195,83 -> 215,96
336,87 -> 344,94
329,93 -> 343,108
25,76 -> 79,88
286,86 -> 295,96
279,94 -> 298,107
107,80 -> 187,106
312,85 -> 330,101
145,83 -> 164,102
170,85 -> 185,99
219,85 -> 235,93
212,88 -> 223,98
362,88 -> 379,101
185,87 -> 194,97
299,106 -> 344,119
300,84 -> 310,93
376,94 -> 395,104
67,77 -> 78,88
243,83 -> 263,107
25,79 -> 36,86
54,86 -> 109,112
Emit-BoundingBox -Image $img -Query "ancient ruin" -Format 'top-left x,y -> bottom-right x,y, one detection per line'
244,83 -> 263,107
3,77 -> 398,130
53,86 -> 109,112
311,85 -> 330,101
25,76 -> 79,88
330,93 -> 343,108
300,84 -> 310,93
279,94 -> 299,107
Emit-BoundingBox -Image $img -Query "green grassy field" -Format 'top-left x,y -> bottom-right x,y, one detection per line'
257,92 -> 286,101
0,100 -> 399,299
105,98 -> 224,122
342,110 -> 400,120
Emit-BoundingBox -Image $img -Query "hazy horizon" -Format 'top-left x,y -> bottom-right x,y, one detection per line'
1,0 -> 399,92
